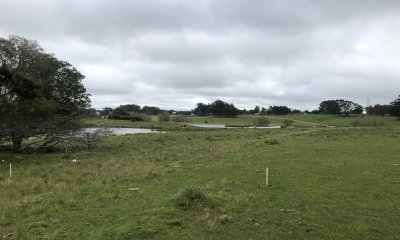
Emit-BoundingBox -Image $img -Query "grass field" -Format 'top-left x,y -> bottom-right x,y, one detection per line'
1,116 -> 400,239
276,114 -> 400,127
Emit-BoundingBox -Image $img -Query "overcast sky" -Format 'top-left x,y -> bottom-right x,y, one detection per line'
1,0 -> 399,110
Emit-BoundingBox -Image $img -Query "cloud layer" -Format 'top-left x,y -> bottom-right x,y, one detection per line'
1,0 -> 400,110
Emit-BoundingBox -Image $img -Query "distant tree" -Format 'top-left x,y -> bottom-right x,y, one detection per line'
209,100 -> 238,117
112,104 -> 142,116
249,106 -> 260,115
352,104 -> 364,114
193,103 -> 210,116
260,107 -> 267,115
0,35 -> 90,152
99,107 -> 113,116
112,106 -> 129,116
291,109 -> 302,114
142,106 -> 161,115
238,109 -> 249,115
121,104 -> 141,113
310,109 -> 320,114
389,95 -> 400,119
267,106 -> 291,115
365,104 -> 390,116
319,100 -> 341,114
209,100 -> 224,116
319,99 -> 362,115
336,99 -> 363,116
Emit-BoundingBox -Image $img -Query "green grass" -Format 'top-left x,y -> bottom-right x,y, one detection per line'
1,120 -> 400,239
277,114 -> 400,127
190,115 -> 284,126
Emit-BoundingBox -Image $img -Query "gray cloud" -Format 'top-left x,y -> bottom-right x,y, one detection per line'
1,0 -> 400,110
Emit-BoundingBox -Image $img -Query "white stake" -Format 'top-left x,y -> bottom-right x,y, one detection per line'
266,167 -> 269,186
9,163 -> 12,178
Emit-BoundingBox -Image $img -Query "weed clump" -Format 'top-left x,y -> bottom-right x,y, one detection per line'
265,139 -> 279,145
218,214 -> 233,224
170,185 -> 210,210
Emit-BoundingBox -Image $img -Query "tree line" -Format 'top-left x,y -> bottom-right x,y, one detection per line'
98,97 -> 400,120
192,101 -> 300,116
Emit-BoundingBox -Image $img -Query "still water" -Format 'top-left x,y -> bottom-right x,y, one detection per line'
83,128 -> 156,136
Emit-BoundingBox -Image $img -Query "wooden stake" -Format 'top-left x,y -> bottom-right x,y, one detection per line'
266,167 -> 269,186
9,163 -> 12,178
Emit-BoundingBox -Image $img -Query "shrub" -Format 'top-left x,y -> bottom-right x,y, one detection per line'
130,114 -> 151,122
282,119 -> 294,127
173,114 -> 192,123
141,115 -> 151,122
109,114 -> 151,122
170,185 -> 210,210
253,116 -> 270,126
158,112 -> 170,122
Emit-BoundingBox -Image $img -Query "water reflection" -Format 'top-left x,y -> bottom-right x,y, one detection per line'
83,128 -> 156,136
189,124 -> 283,129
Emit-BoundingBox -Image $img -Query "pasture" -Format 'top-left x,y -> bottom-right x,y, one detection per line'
1,115 -> 399,239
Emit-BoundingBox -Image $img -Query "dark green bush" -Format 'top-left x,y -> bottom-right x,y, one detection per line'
108,114 -> 150,122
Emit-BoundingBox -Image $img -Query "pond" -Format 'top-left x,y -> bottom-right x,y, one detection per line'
189,124 -> 284,129
83,128 -> 157,136
189,124 -> 227,129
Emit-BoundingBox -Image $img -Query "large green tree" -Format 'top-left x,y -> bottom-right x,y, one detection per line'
0,35 -> 90,151
209,100 -> 238,117
318,100 -> 341,114
193,103 -> 210,116
319,99 -> 363,115
267,106 -> 291,115
193,100 -> 238,117
389,95 -> 400,119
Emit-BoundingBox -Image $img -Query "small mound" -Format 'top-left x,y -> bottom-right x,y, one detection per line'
170,185 -> 210,210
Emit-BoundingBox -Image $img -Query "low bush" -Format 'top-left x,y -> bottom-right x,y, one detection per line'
282,119 -> 294,127
108,114 -> 150,122
253,116 -> 270,126
131,114 -> 151,122
159,112 -> 170,122
173,114 -> 192,123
